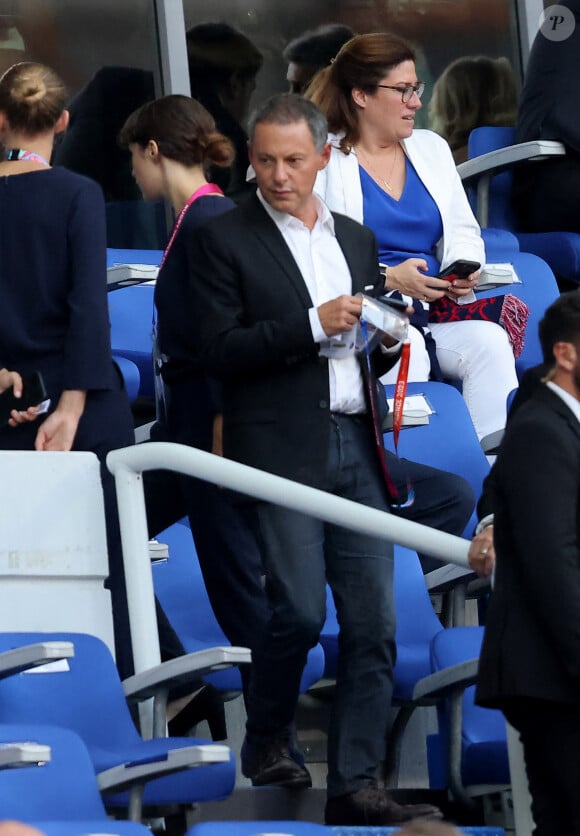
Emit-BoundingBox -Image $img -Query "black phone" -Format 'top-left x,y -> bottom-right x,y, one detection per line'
377,294 -> 409,313
0,371 -> 48,425
437,259 -> 481,280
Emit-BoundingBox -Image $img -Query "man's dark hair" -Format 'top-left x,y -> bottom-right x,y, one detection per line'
283,23 -> 355,68
539,291 -> 580,364
247,93 -> 328,151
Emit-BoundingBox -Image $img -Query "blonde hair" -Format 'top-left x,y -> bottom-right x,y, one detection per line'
429,56 -> 517,152
0,62 -> 67,135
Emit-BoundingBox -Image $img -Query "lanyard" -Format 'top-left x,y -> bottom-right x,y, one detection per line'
6,148 -> 51,167
152,182 -> 224,343
158,182 -> 224,272
360,320 -> 414,509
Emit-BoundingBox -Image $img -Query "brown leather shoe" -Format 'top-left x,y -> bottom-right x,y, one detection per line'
241,739 -> 312,789
325,785 -> 443,825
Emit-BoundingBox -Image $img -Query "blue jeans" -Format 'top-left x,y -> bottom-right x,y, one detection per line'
245,413 -> 396,797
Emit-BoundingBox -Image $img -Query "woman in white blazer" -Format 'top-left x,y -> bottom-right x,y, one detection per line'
308,32 -> 518,440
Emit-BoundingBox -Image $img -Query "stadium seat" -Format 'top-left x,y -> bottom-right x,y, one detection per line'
383,381 -> 490,538
0,632 -> 238,820
414,626 -> 510,810
113,354 -> 140,403
108,283 -> 156,399
153,518 -> 326,694
460,126 -> 580,287
0,723 -> 151,835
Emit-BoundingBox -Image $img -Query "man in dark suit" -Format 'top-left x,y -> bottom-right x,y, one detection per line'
476,292 -> 580,835
190,93 -> 469,825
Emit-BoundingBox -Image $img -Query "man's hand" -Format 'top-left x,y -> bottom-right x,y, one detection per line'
468,524 -> 495,577
318,294 -> 363,337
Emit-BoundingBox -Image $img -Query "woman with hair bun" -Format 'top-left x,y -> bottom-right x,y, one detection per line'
0,62 -> 136,675
119,95 -> 269,707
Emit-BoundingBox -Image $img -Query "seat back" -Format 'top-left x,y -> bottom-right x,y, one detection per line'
429,626 -> 509,788
383,381 -> 490,536
0,632 -> 142,756
108,283 -> 156,398
153,520 -> 239,691
321,546 -> 443,700
392,546 -> 445,701
154,520 -> 326,693
467,127 -> 518,231
467,127 -> 580,286
0,723 -> 108,821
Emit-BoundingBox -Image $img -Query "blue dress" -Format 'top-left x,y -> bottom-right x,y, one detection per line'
360,158 -> 444,377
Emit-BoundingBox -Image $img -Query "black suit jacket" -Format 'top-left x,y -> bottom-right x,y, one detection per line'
190,195 -> 397,489
476,384 -> 580,708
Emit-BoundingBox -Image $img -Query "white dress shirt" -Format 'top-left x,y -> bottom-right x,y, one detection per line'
257,189 -> 366,414
546,380 -> 580,423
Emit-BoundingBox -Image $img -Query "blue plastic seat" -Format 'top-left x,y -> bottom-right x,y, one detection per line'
0,632 -> 235,816
463,126 -> 580,287
0,723 -> 150,835
112,354 -> 140,403
153,519 -> 326,694
108,283 -> 156,399
383,381 -> 490,538
428,627 -> 509,792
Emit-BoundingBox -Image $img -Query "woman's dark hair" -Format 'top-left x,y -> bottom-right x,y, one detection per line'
119,94 -> 234,169
0,61 -> 67,134
307,32 -> 415,152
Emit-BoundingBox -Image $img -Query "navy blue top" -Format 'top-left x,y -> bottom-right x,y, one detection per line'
360,156 -> 443,275
0,167 -> 116,399
155,193 -> 236,380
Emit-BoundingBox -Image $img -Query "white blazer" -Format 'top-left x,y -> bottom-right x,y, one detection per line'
315,129 -> 486,272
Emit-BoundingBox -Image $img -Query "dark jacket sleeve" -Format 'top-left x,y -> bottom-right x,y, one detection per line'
62,178 -> 113,391
191,223 -> 319,381
495,408 -> 580,678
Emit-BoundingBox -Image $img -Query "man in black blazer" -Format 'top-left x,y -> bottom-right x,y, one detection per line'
190,93 -> 467,826
476,292 -> 580,835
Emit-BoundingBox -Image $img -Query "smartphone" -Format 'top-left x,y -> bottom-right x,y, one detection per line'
0,371 -> 48,425
438,259 -> 481,280
377,294 -> 409,312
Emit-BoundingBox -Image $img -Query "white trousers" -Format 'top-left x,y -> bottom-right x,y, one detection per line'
380,320 -> 519,440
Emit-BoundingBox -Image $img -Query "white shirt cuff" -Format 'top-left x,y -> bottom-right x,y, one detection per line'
309,307 -> 328,344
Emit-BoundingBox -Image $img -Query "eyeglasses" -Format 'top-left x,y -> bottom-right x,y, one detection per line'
376,82 -> 425,103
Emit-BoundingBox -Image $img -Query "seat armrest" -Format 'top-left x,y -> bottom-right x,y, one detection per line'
122,646 -> 252,702
458,140 -> 566,227
0,742 -> 52,769
0,642 -> 75,680
458,140 -> 566,186
96,743 -> 230,793
412,658 -> 479,703
425,564 -> 477,594
480,428 -> 504,454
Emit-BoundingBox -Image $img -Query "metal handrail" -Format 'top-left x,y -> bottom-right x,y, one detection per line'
107,441 -> 469,678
